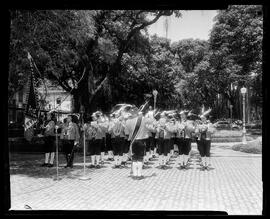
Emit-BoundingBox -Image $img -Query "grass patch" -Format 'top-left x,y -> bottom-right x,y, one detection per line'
212,136 -> 254,143
213,130 -> 244,138
232,137 -> 262,154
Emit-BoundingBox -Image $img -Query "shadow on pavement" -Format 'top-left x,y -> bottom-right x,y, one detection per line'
197,166 -> 215,171
10,165 -> 81,179
128,172 -> 157,180
176,166 -> 195,171
142,165 -> 152,169
155,165 -> 173,170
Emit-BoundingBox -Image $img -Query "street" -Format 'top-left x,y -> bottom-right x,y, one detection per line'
9,143 -> 262,215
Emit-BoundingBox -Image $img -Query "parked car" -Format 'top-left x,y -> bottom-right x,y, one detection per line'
213,120 -> 241,130
213,121 -> 231,130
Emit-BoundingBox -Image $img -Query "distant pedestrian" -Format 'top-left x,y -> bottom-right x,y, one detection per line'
61,114 -> 80,168
41,112 -> 56,167
109,114 -> 126,168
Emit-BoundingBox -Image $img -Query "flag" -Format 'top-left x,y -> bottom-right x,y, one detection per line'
24,53 -> 39,141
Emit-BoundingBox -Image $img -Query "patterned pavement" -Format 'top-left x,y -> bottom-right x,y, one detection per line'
9,143 -> 262,215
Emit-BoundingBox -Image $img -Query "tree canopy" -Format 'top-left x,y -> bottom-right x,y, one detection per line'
9,7 -> 262,121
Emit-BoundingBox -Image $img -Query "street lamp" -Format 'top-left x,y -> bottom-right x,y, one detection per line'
240,87 -> 247,145
152,90 -> 158,111
79,105 -> 90,180
229,104 -> 233,125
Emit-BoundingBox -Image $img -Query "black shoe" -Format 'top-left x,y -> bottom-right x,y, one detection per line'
41,163 -> 48,167
47,164 -> 54,168
89,165 -> 95,168
64,164 -> 69,168
96,165 -> 101,168
137,176 -> 144,180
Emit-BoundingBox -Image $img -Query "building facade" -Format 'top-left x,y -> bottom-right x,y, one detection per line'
8,80 -> 73,124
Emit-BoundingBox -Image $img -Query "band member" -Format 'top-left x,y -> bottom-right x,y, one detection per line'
196,115 -> 215,169
156,112 -> 166,167
194,119 -> 203,163
164,114 -> 176,165
106,115 -> 115,161
122,132 -> 130,165
41,112 -> 56,167
144,109 -> 157,162
177,110 -> 195,168
174,113 -> 185,166
108,114 -> 125,168
122,112 -> 131,165
153,112 -> 161,158
99,114 -> 108,165
61,114 -> 80,168
82,116 -> 94,167
88,112 -> 107,168
125,111 -> 151,180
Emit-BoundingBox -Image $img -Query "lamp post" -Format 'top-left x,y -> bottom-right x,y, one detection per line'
79,105 -> 90,180
229,104 -> 233,125
152,90 -> 158,111
240,87 -> 247,145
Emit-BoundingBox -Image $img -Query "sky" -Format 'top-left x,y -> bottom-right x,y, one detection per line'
147,10 -> 218,43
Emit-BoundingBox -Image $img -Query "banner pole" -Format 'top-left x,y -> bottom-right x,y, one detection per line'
54,110 -> 61,181
56,128 -> 59,180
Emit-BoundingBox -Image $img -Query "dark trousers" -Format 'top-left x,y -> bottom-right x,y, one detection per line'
175,138 -> 190,155
123,139 -> 130,154
197,139 -> 211,157
44,136 -> 56,153
100,137 -> 106,153
184,138 -> 192,155
88,139 -> 102,155
62,139 -> 75,166
132,139 -> 146,161
148,135 -> 156,151
112,137 -> 124,156
145,138 -> 151,152
163,139 -> 171,156
106,134 -> 112,152
158,138 -> 166,155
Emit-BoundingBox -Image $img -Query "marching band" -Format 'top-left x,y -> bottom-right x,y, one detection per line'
38,104 -> 216,178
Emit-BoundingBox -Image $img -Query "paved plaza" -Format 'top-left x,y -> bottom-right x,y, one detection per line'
9,143 -> 262,215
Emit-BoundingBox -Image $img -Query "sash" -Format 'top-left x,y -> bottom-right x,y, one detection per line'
130,114 -> 143,146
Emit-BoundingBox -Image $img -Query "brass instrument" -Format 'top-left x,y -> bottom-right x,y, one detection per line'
112,119 -> 124,136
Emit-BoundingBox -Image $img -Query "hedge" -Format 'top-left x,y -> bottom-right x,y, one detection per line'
232,137 -> 262,154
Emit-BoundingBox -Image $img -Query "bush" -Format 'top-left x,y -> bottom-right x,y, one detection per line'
211,130 -> 255,142
213,130 -> 243,138
232,137 -> 262,154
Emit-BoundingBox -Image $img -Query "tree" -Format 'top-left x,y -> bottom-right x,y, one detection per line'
9,10 -> 182,115
171,38 -> 210,110
208,5 -> 263,120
